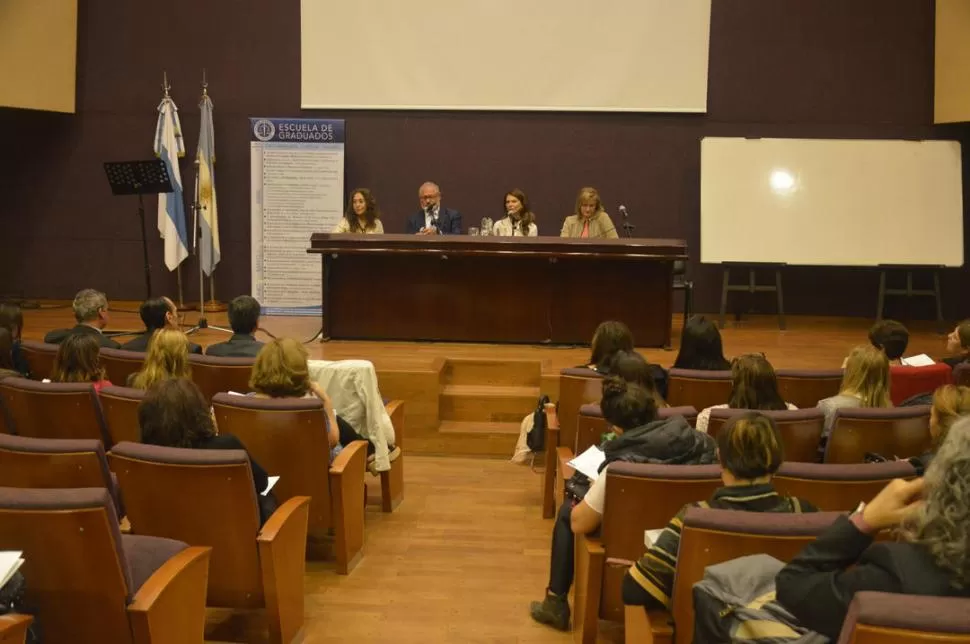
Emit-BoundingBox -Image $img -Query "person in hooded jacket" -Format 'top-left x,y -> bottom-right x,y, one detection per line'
529,375 -> 717,631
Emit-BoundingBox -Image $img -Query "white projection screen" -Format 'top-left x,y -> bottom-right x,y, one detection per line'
300,0 -> 712,112
700,138 -> 965,267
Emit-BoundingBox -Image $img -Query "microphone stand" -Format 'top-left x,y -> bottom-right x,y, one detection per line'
621,214 -> 636,238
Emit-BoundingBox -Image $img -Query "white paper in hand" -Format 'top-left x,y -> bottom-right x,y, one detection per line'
568,446 -> 606,481
644,529 -> 664,548
262,476 -> 280,496
901,354 -> 935,367
0,551 -> 24,589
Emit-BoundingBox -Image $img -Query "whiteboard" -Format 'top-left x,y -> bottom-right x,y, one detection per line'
700,138 -> 964,267
301,0 -> 711,112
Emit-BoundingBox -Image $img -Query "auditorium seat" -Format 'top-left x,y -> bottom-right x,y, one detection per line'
98,386 -> 145,445
0,614 -> 32,643
0,486 -> 211,644
773,460 -> 916,511
210,393 -> 369,572
99,348 -> 146,388
0,377 -> 109,443
837,591 -> 970,643
636,508 -> 840,644
0,433 -> 123,515
17,340 -> 58,381
707,408 -> 824,463
187,353 -> 254,401
665,368 -> 732,410
108,442 -> 310,643
574,403 -> 699,456
541,368 -> 603,518
954,362 -> 970,387
825,406 -> 931,464
890,363 -> 953,406
572,463 -> 722,644
776,369 -> 843,409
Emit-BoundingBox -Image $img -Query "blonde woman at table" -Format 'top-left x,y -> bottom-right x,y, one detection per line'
492,189 -> 538,237
560,186 -> 618,239
332,188 -> 385,234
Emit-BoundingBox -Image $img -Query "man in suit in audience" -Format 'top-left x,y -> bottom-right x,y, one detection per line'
44,288 -> 122,349
120,296 -> 202,354
204,295 -> 265,357
405,181 -> 463,235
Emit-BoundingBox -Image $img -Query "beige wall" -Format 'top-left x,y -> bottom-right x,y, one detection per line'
935,0 -> 970,124
0,0 -> 78,113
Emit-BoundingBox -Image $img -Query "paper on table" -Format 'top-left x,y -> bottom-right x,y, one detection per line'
262,476 -> 280,496
228,390 -> 247,396
567,446 -> 606,481
0,551 -> 24,589
644,529 -> 664,548
901,354 -> 935,367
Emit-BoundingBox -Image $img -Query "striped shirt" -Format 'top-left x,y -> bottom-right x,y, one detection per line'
625,483 -> 817,610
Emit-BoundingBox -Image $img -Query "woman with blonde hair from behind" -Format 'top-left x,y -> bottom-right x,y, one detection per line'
130,328 -> 191,389
818,345 -> 892,438
560,187 -> 618,239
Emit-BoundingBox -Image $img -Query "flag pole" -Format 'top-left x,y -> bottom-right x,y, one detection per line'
201,70 -> 226,312
162,71 -> 187,309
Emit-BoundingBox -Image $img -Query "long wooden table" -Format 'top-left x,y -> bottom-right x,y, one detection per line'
307,234 -> 688,346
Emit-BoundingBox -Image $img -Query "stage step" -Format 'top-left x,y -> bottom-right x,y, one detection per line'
439,384 -> 540,423
438,420 -> 522,435
441,358 -> 542,388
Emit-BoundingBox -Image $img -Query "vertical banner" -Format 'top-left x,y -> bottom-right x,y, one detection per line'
250,117 -> 345,315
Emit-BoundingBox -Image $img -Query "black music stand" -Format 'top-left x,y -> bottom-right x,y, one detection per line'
104,160 -> 174,299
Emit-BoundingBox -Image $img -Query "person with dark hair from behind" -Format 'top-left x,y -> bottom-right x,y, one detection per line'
776,417 -> 970,640
942,319 -> 970,369
609,350 -> 668,408
672,315 -> 731,371
583,320 -> 635,374
50,333 -> 113,391
120,296 -> 201,354
529,376 -> 716,631
205,295 -> 265,357
868,319 -> 909,365
695,354 -> 796,433
622,412 -> 817,611
138,377 -> 276,524
0,328 -> 21,380
0,303 -> 29,376
43,288 -> 121,349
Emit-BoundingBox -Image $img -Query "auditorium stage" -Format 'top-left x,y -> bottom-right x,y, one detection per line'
20,302 -> 948,457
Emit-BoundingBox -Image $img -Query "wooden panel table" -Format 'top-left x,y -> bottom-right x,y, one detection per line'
307,234 -> 687,347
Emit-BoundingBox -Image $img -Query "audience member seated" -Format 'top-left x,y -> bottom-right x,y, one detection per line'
559,186 -> 618,239
818,345 -> 892,438
529,376 -> 716,631
492,189 -> 538,236
609,350 -> 668,408
777,417 -> 970,640
43,288 -> 121,349
0,303 -> 29,376
908,384 -> 970,475
50,333 -> 113,391
672,315 -> 731,371
868,319 -> 909,366
623,411 -> 817,611
129,328 -> 191,389
696,354 -> 796,433
332,188 -> 384,234
138,377 -> 277,524
120,296 -> 202,354
0,328 -> 19,380
580,320 -> 635,374
942,319 -> 970,370
204,295 -> 265,357
248,338 -> 393,465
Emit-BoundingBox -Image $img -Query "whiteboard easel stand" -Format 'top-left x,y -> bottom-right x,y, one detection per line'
876,266 -> 945,334
718,263 -> 786,331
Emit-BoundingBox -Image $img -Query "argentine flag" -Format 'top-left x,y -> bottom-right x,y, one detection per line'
196,93 -> 220,275
154,96 -> 189,271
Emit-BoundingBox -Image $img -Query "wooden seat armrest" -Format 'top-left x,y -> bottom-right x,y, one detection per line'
384,400 -> 404,448
328,440 -> 368,574
647,609 -> 673,644
574,534 -> 606,644
127,546 -> 212,644
542,411 -> 561,519
257,496 -> 311,644
624,606 -> 656,644
557,447 -> 575,480
606,557 -> 634,567
0,614 -> 33,644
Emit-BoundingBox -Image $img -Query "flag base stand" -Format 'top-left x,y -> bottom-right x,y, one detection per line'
205,299 -> 227,312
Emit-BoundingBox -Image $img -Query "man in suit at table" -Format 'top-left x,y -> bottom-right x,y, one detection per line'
204,295 -> 265,358
44,288 -> 122,349
405,181 -> 463,235
119,296 -> 202,354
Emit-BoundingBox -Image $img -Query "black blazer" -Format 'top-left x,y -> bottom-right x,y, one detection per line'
405,207 -> 463,235
205,334 -> 264,358
776,514 -> 969,640
196,433 -> 274,524
120,331 -> 202,354
43,324 -> 121,349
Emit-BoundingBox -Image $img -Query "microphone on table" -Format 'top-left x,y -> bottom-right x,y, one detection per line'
618,204 -> 635,238
427,205 -> 439,233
